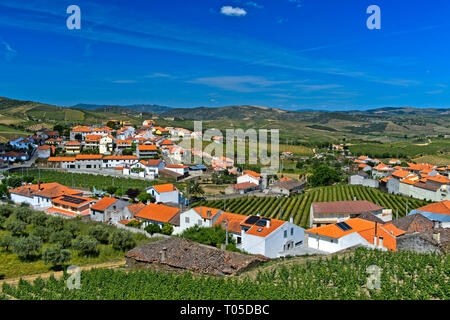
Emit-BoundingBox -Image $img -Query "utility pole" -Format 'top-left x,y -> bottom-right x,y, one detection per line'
225,217 -> 229,246
72,172 -> 74,187
406,200 -> 409,216
279,197 -> 283,220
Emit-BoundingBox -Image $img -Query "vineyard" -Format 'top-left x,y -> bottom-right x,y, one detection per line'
9,169 -> 169,192
196,185 -> 430,228
1,248 -> 448,300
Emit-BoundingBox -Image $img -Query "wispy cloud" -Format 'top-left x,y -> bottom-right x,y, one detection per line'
246,2 -> 263,9
1,40 -> 16,62
145,73 -> 175,79
288,0 -> 303,8
189,76 -> 292,92
220,6 -> 247,17
112,80 -> 138,84
295,84 -> 342,92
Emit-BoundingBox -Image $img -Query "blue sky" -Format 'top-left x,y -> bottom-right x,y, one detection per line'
0,0 -> 449,110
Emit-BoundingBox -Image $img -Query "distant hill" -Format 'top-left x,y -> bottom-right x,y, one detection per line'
72,103 -> 172,114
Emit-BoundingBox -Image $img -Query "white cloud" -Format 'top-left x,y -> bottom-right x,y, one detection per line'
220,6 -> 247,17
112,80 -> 138,84
246,2 -> 263,9
190,75 -> 291,92
1,40 -> 16,62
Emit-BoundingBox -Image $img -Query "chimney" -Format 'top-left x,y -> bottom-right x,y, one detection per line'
38,180 -> 41,190
207,210 -> 211,218
289,216 -> 293,224
256,212 -> 260,217
160,247 -> 167,263
433,221 -> 441,229
27,188 -> 31,196
433,232 -> 441,244
266,219 -> 271,228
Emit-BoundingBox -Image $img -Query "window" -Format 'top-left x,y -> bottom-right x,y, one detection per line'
185,217 -> 190,223
290,228 -> 293,236
237,237 -> 241,244
284,230 -> 287,238
198,219 -> 202,226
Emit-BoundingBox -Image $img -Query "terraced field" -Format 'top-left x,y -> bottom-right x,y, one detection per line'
196,185 -> 430,228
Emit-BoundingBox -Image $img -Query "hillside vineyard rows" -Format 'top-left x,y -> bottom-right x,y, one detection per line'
1,248 -> 448,300
196,185 -> 430,227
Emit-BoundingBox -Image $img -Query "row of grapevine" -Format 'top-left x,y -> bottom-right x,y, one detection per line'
197,185 -> 431,228
2,248 -> 447,300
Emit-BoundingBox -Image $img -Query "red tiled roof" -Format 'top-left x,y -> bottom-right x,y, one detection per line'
416,201 -> 450,216
151,184 -> 177,193
90,197 -> 118,211
234,182 -> 258,190
312,200 -> 383,214
135,203 -> 180,223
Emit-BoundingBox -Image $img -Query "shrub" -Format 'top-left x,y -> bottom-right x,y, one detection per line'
72,235 -> 98,256
180,225 -> 233,247
0,235 -> 15,251
161,223 -> 174,236
42,244 -> 71,268
109,230 -> 135,251
144,223 -> 161,235
0,205 -> 13,218
64,221 -> 81,236
126,220 -> 142,228
12,235 -> 42,260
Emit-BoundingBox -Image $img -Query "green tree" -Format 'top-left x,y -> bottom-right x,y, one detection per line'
14,207 -> 33,223
49,230 -> 73,248
188,181 -> 205,196
106,186 -> 118,195
137,192 -> 153,204
42,244 -> 71,269
64,221 -> 81,237
46,216 -> 65,232
309,165 -> 341,187
12,236 -> 42,260
144,223 -> 161,235
0,184 -> 9,198
161,223 -> 174,236
0,205 -> 13,218
31,225 -> 51,242
88,225 -> 110,244
126,188 -> 140,201
72,235 -> 99,256
29,211 -> 48,226
0,235 -> 15,251
6,219 -> 27,236
109,230 -> 135,251
0,215 -> 6,228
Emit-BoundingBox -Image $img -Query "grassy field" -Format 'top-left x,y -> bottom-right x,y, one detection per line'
196,185 -> 430,228
412,153 -> 450,166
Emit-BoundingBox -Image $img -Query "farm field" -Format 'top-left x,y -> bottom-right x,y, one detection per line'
348,139 -> 450,159
412,153 -> 450,166
1,247 -> 447,300
196,185 -> 430,228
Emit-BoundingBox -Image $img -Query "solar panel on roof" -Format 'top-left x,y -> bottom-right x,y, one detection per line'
336,222 -> 352,231
244,216 -> 260,225
60,195 -> 86,205
255,219 -> 269,227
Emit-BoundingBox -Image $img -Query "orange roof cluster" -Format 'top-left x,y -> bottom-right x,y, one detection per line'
135,203 -> 180,223
426,175 -> 450,184
65,141 -> 82,146
127,202 -> 146,215
240,170 -> 262,179
407,163 -> 435,172
52,195 -> 95,207
85,134 -> 103,142
90,197 -> 118,211
103,155 -> 138,160
10,182 -> 80,199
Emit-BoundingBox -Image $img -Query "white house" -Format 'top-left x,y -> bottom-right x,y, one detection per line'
102,155 -> 139,168
134,203 -> 181,233
240,216 -> 304,258
146,183 -> 183,204
99,135 -> 114,155
305,218 -> 404,253
237,170 -> 262,186
176,207 -> 223,234
165,165 -> 189,177
132,159 -> 166,177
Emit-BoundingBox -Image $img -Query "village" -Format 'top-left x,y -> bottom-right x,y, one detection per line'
0,119 -> 448,260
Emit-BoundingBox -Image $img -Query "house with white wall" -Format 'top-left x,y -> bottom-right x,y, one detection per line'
146,183 -> 183,205
176,207 -> 223,235
134,203 -> 181,233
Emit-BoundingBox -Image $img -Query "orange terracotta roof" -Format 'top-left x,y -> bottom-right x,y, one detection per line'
392,170 -> 411,178
75,154 -> 104,160
193,207 -> 222,220
135,203 -> 180,223
138,144 -> 158,151
400,175 -> 419,185
245,218 -> 286,238
408,163 -> 435,171
234,182 -> 259,190
38,145 -> 51,150
46,207 -> 90,217
139,159 -> 163,166
213,212 -> 247,234
48,157 -> 75,162
426,175 -> 450,184
151,183 -> 178,193
65,141 -> 82,146
127,202 -> 146,215
52,195 -> 95,207
280,177 -> 292,181
358,163 -> 368,168
90,197 -> 118,211
103,155 -> 138,160
85,134 -> 103,141
166,164 -> 189,168
415,201 -> 450,216
9,182 -> 80,199
382,223 -> 408,237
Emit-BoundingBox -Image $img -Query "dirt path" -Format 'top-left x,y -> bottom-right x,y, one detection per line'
0,260 -> 126,288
